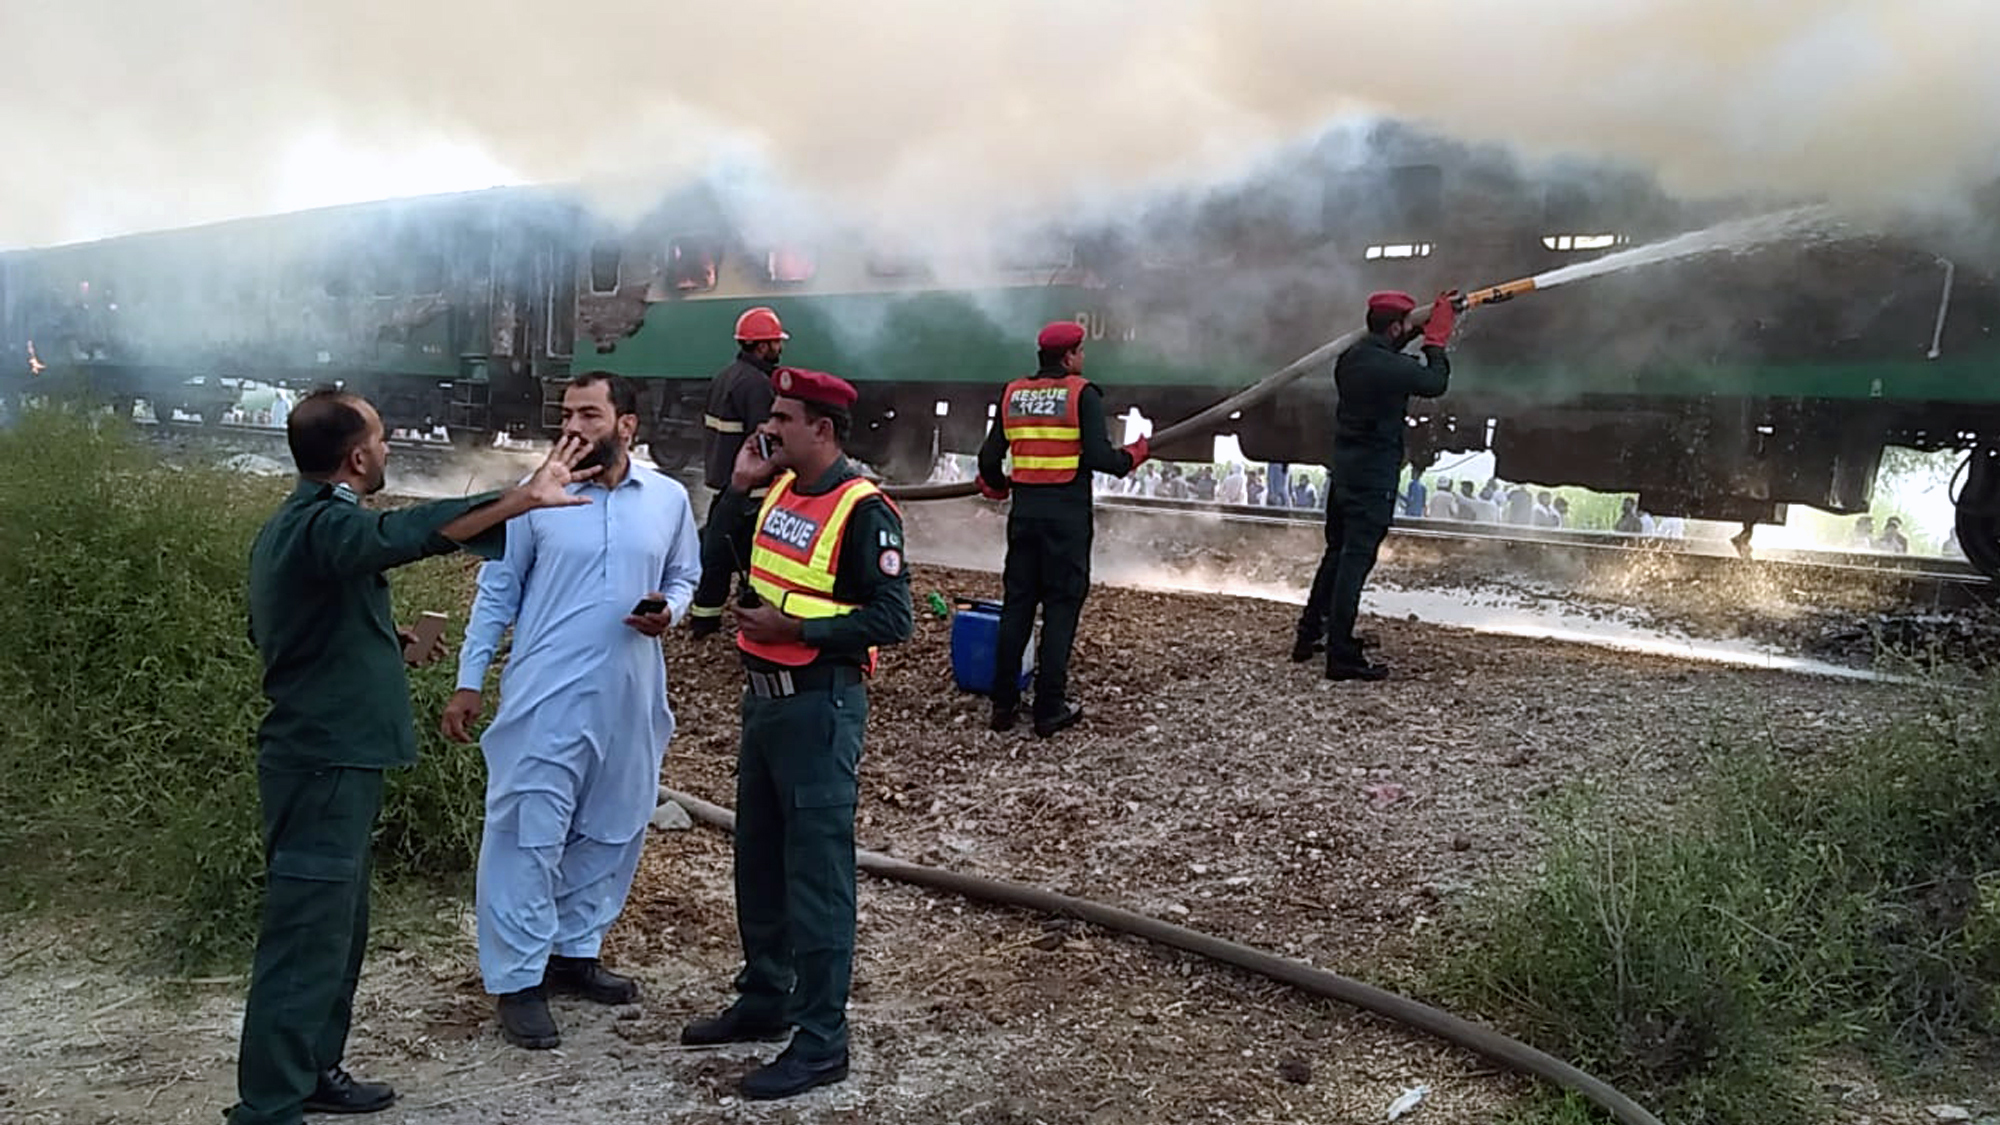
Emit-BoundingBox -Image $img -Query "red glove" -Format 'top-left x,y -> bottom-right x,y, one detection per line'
978,477 -> 1010,501
1123,435 -> 1150,470
1422,290 -> 1459,348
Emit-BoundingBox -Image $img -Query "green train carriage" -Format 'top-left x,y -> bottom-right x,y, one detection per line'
3,120 -> 1998,572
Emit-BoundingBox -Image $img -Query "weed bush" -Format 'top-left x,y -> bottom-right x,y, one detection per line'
1435,684 -> 2000,1123
0,409 -> 489,969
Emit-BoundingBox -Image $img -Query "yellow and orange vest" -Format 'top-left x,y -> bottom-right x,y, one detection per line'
740,470 -> 892,670
1000,374 -> 1088,484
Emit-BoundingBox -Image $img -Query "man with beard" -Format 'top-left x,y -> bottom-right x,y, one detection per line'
233,389 -> 599,1125
688,306 -> 788,637
441,372 -> 702,1050
680,367 -> 912,1100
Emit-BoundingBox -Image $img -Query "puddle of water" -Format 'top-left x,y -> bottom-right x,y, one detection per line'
1089,559 -> 1902,683
1361,586 -> 1904,683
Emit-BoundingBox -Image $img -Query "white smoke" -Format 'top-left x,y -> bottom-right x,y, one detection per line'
6,0 -> 1999,248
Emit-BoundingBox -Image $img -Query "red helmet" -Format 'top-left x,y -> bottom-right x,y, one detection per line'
734,306 -> 789,342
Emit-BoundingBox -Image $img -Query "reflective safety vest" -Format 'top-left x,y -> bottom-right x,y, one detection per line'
740,470 -> 889,669
1000,374 -> 1087,484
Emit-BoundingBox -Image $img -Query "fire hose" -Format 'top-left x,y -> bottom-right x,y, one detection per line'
662,788 -> 1665,1125
879,281 -> 1533,503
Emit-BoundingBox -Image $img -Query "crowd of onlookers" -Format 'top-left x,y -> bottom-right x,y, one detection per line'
935,455 -> 1944,555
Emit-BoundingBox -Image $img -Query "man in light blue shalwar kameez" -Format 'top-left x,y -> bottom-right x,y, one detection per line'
442,373 -> 702,1050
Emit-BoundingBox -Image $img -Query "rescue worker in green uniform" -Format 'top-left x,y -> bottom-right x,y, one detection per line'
689,306 -> 787,638
679,366 -> 913,1100
1293,290 -> 1457,680
976,320 -> 1149,737
229,390 -> 600,1125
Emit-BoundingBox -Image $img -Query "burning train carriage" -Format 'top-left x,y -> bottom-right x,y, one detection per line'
2,119 -> 1998,573
0,189 -> 572,442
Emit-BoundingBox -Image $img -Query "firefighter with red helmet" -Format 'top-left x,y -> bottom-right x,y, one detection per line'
975,320 -> 1148,737
689,306 -> 789,636
1293,289 -> 1457,680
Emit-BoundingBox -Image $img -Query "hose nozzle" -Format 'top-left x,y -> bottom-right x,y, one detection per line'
1454,277 -> 1539,312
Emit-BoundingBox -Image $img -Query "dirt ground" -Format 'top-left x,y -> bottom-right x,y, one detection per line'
3,513 -> 1991,1123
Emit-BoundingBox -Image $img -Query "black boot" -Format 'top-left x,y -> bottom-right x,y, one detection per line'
1033,699 -> 1083,738
1326,641 -> 1389,682
740,1045 -> 850,1100
1289,634 -> 1325,662
546,954 -> 639,1005
303,1065 -> 396,1115
680,1001 -> 792,1046
497,985 -> 561,1050
988,699 -> 1017,732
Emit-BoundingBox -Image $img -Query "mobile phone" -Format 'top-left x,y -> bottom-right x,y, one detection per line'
631,596 -> 667,616
403,610 -> 448,663
755,433 -> 773,460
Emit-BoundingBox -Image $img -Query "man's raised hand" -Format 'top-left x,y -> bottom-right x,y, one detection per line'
522,434 -> 602,508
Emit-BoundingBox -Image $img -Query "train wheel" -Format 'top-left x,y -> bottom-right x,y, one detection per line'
1954,443 -> 2000,581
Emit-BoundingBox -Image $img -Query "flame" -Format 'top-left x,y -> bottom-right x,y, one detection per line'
26,340 -> 45,376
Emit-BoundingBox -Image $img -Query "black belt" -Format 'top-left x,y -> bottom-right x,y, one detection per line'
745,663 -> 863,699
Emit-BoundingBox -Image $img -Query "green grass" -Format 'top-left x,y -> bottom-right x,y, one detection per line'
1432,683 -> 2000,1123
0,408 -> 490,970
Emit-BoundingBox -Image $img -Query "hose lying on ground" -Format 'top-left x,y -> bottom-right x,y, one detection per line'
662,787 -> 1664,1125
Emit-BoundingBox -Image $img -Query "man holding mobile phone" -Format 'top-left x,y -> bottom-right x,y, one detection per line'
441,372 -> 702,1051
680,366 -> 913,1100
687,307 -> 787,637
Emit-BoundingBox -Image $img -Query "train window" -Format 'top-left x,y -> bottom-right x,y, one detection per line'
1364,243 -> 1434,260
666,238 -> 720,292
1541,233 -> 1628,251
588,242 -> 622,294
764,246 -> 816,284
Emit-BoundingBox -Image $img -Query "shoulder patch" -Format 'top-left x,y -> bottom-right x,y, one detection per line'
878,548 -> 903,577
877,528 -> 902,549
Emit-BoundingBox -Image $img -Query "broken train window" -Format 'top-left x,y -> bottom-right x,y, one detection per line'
666,238 -> 720,292
588,242 -> 622,294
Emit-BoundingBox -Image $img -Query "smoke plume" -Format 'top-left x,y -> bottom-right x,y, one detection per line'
6,0 -> 1999,247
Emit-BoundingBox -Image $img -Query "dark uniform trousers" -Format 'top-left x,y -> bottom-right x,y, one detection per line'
230,765 -> 385,1125
731,675 -> 867,1061
992,511 -> 1092,719
1298,471 -> 1397,651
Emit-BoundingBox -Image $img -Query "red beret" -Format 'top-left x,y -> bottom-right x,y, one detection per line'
1037,320 -> 1086,350
772,366 -> 857,411
1367,290 -> 1417,316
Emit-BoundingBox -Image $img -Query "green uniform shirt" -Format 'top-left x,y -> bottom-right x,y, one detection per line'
247,478 -> 506,769
705,458 -> 914,669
